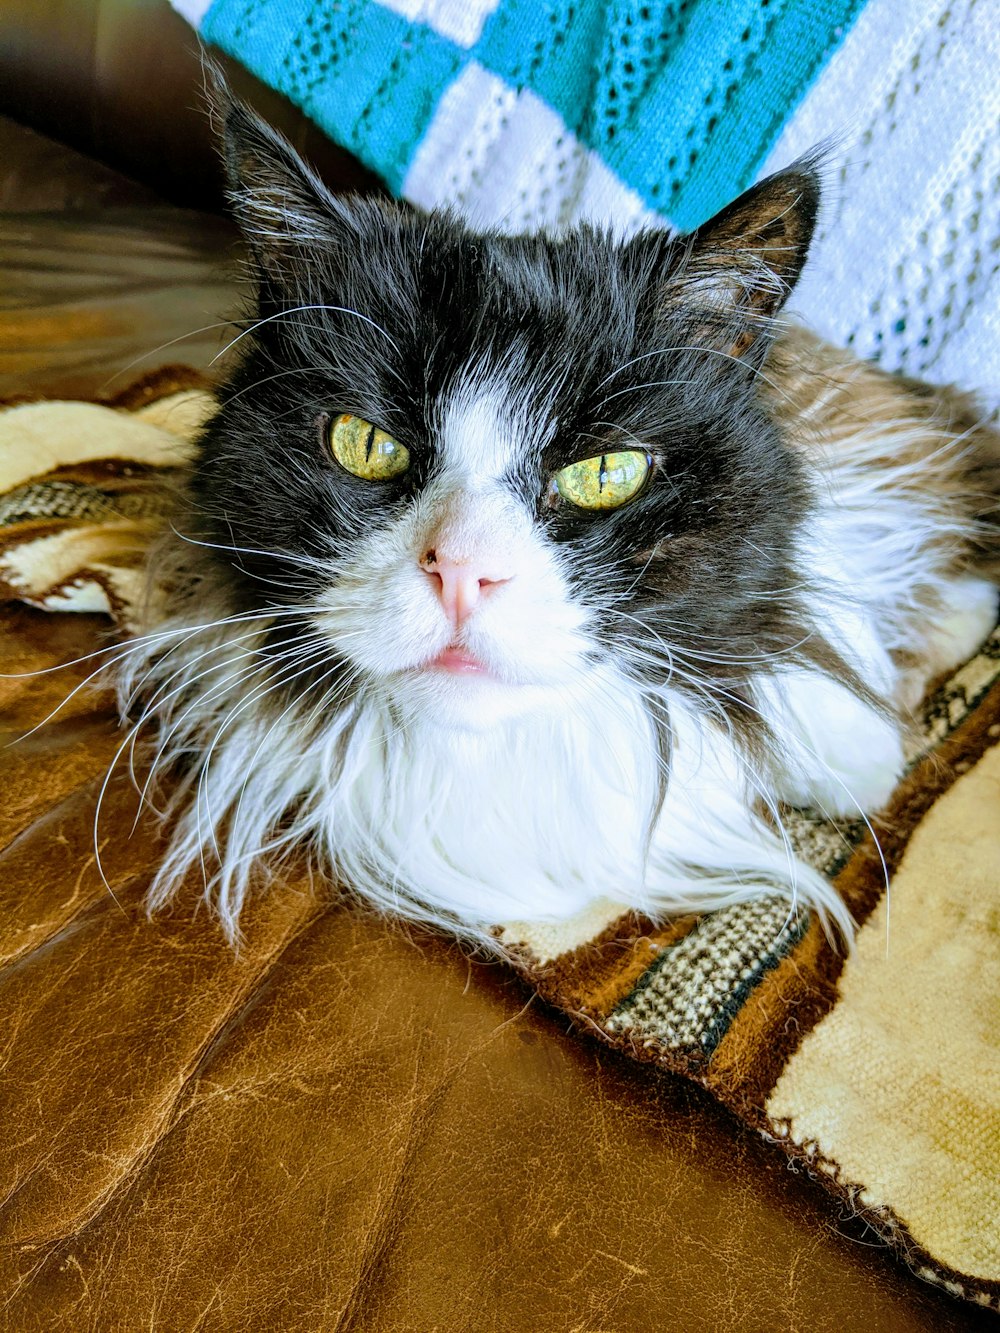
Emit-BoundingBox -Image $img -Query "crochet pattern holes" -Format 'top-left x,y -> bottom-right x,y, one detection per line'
767,0 -> 999,404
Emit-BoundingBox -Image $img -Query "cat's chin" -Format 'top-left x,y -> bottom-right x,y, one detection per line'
384,662 -> 564,732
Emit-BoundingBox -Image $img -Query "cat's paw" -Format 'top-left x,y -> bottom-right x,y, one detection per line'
896,576 -> 998,709
927,575 -> 998,671
763,672 -> 904,818
783,721 -> 904,816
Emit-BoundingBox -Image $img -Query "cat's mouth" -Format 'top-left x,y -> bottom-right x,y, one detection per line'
424,645 -> 491,676
400,638 -> 566,694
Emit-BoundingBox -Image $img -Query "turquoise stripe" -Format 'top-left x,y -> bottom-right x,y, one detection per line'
602,0 -> 780,221
200,0 -> 865,229
474,0 -> 865,228
203,0 -> 461,193
604,0 -> 868,228
203,0 -> 310,89
475,0 -> 609,140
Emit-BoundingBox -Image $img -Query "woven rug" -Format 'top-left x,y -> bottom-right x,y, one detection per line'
1,371 -> 998,1311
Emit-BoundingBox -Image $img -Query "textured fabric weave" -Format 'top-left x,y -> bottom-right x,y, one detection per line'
187,0 -> 864,223
764,0 -> 1000,404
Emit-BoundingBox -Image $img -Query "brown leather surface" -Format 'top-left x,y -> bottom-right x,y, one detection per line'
1,602 -> 995,1331
0,94 -> 992,1333
0,0 -> 384,210
0,112 -> 245,402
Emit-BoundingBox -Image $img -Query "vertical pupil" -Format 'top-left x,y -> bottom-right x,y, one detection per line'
598,454 -> 608,492
364,424 -> 376,462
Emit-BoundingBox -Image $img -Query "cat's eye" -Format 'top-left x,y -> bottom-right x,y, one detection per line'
553,450 -> 650,510
328,413 -> 410,481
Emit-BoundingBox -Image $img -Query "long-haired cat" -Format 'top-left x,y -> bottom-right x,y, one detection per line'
117,88 -> 1000,950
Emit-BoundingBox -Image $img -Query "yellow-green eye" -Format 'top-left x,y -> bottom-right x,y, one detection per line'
328,413 -> 410,481
553,449 -> 650,510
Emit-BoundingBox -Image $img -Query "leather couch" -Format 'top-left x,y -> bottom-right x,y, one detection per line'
0,6 -> 992,1327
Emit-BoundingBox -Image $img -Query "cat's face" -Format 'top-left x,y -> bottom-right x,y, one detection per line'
190,96 -> 822,735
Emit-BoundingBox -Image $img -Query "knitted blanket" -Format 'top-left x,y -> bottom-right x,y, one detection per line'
1,372 -> 997,1311
172,0 -> 1000,407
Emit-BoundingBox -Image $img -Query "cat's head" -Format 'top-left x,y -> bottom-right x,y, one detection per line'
188,90 -> 823,737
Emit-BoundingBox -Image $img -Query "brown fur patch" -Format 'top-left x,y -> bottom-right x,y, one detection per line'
767,326 -> 1000,579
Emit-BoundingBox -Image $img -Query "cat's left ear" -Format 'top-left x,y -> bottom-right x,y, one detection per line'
668,161 -> 821,359
206,65 -> 351,282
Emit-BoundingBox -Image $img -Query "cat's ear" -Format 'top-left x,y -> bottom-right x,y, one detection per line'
206,64 -> 348,282
667,161 -> 821,359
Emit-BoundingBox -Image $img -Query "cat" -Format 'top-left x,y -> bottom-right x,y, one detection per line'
116,86 -> 1000,951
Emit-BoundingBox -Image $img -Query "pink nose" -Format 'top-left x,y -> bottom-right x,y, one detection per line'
420,548 -> 510,628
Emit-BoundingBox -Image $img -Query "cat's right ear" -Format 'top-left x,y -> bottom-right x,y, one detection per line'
205,63 -> 349,283
658,161 -> 823,362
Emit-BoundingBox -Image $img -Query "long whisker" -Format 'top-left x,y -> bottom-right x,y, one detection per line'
124,627 -> 287,807
196,669 -> 320,864
211,303 -> 400,363
0,605 -> 302,685
600,602 -> 819,668
7,609 -> 308,744
595,343 -> 794,410
167,525 -> 334,573
99,318 -> 237,390
128,641 -> 297,820
128,627 -> 336,819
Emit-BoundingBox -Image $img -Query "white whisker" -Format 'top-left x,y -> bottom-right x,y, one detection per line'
211,303 -> 400,363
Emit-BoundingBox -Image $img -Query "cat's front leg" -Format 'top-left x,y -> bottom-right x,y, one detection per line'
759,670 -> 905,818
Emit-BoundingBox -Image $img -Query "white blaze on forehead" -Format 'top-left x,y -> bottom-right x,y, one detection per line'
436,373 -> 547,485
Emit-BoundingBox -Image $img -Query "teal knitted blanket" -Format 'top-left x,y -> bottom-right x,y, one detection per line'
180,0 -> 865,230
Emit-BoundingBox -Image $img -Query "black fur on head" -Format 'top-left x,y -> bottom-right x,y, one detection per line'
189,76 -> 845,759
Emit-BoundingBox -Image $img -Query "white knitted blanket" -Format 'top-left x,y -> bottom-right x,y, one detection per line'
762,0 -> 999,410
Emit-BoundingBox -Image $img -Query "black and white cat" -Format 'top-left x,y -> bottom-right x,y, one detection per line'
119,90 -> 1000,948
